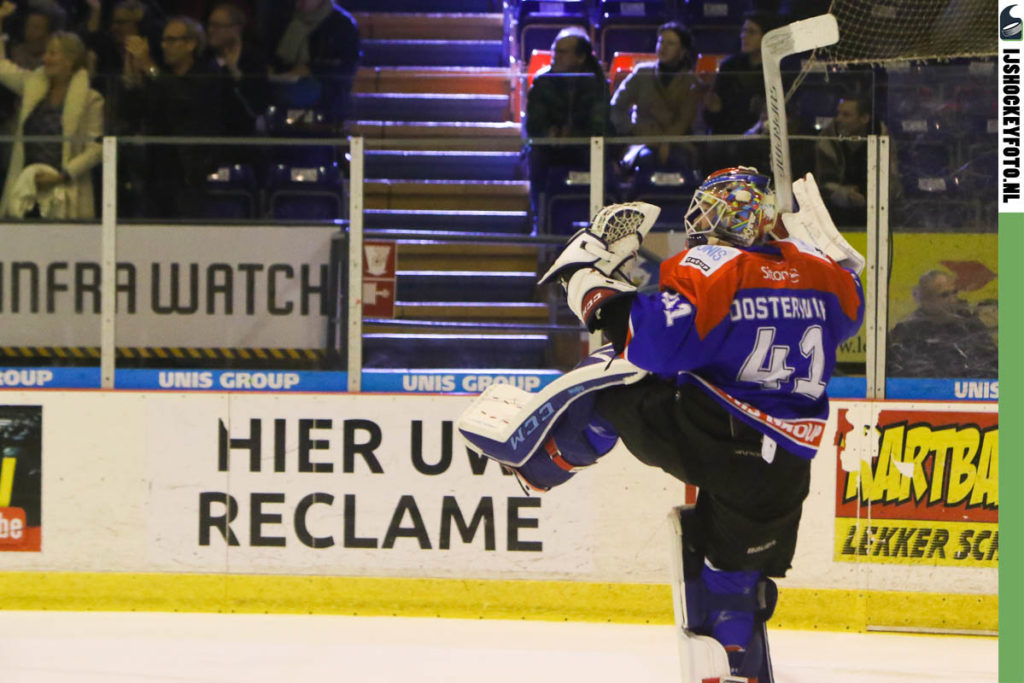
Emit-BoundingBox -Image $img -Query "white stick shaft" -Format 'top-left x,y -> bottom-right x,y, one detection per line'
762,14 -> 840,213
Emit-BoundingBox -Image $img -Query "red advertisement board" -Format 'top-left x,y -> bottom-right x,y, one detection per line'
0,406 -> 42,552
363,240 -> 396,318
834,408 -> 997,567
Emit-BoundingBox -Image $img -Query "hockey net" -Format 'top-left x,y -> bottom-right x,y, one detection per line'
820,0 -> 995,64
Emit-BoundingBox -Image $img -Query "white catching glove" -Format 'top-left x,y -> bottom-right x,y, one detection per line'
539,201 -> 661,286
566,267 -> 636,331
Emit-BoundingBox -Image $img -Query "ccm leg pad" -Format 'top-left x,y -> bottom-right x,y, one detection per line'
457,344 -> 641,491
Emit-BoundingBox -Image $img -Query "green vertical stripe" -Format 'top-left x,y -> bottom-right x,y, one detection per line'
1000,213 -> 1021,682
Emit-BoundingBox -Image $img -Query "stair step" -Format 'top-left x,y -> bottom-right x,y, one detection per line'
392,301 -> 548,322
365,180 -> 529,211
396,270 -> 537,302
362,39 -> 504,68
365,209 -> 529,233
366,150 -> 521,181
351,121 -> 522,150
397,242 -> 538,270
363,332 -> 548,369
354,93 -> 509,123
354,12 -> 503,40
355,67 -> 511,95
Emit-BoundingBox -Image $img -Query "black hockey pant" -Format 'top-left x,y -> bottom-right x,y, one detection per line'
596,377 -> 812,577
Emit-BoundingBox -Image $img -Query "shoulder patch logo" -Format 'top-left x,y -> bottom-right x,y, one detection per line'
680,244 -> 741,276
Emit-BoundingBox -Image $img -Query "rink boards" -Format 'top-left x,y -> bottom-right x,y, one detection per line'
0,391 -> 997,634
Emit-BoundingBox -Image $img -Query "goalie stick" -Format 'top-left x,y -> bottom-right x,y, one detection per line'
761,13 -> 840,215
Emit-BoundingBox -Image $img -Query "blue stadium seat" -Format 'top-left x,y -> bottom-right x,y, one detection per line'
627,165 -> 702,230
204,164 -> 258,219
680,0 -> 748,25
690,24 -> 737,55
596,1 -> 667,64
265,105 -> 338,167
790,83 -> 843,134
540,165 -> 619,235
954,147 -> 997,195
897,143 -> 954,198
266,163 -> 347,221
516,0 -> 592,62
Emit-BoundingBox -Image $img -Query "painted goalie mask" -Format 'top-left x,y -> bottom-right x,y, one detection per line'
684,167 -> 777,248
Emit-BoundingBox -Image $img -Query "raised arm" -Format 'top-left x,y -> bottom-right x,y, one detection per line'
0,0 -> 29,95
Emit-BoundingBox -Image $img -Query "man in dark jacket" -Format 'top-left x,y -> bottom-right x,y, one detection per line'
887,269 -> 998,378
119,15 -> 227,218
524,26 -> 610,232
205,2 -> 269,136
698,11 -> 782,171
701,11 -> 782,135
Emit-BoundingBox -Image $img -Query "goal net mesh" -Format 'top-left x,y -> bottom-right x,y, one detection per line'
821,0 -> 996,64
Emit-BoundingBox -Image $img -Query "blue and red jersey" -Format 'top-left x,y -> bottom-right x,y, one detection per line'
623,239 -> 865,459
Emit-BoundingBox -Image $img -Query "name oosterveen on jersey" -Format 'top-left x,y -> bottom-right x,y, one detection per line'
729,294 -> 830,322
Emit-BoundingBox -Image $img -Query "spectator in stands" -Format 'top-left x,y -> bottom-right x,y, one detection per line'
0,10 -> 104,219
610,22 -> 700,177
887,269 -> 998,379
206,2 -> 267,135
8,0 -> 65,70
118,15 -> 226,217
82,0 -> 163,81
524,26 -> 610,231
701,11 -> 782,136
815,94 -> 874,227
269,0 -> 359,127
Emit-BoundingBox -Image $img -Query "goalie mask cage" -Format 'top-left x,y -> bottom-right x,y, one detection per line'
821,0 -> 996,64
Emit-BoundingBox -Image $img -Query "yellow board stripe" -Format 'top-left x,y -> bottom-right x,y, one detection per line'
0,572 -> 997,633
834,517 -> 999,568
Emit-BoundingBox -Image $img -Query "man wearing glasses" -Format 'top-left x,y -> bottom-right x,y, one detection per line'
118,15 -> 227,218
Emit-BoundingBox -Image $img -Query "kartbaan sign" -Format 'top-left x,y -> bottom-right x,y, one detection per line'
834,408 -> 998,568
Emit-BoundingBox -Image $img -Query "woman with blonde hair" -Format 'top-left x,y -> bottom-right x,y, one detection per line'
0,1 -> 104,219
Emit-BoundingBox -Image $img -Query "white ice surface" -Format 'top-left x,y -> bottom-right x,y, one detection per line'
0,611 -> 998,683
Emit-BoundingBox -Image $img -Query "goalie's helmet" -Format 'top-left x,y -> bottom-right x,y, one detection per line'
684,167 -> 776,248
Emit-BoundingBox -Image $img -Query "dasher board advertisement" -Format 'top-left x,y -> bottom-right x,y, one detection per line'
834,405 -> 997,569
0,406 -> 42,552
0,224 -> 337,348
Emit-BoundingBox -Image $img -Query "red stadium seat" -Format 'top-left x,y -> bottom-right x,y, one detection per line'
695,52 -> 727,75
513,50 -> 553,122
609,51 -> 656,93
527,49 -> 553,88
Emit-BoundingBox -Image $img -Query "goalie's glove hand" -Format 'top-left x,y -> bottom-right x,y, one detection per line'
538,226 -> 617,287
566,267 -> 637,332
538,201 -> 661,286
